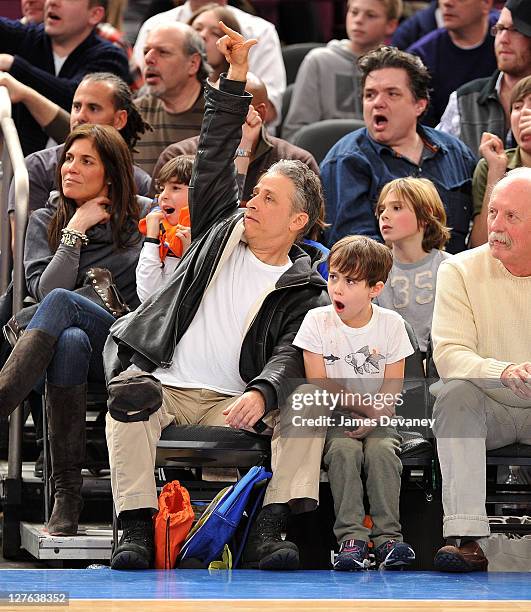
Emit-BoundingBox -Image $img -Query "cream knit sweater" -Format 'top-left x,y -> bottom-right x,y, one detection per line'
432,244 -> 531,407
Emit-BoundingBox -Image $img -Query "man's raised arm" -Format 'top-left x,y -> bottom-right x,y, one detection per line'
188,23 -> 256,239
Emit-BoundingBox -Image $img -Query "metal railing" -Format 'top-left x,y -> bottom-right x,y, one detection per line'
0,85 -> 29,483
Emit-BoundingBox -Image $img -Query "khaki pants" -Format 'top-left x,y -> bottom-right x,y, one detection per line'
106,384 -> 327,515
433,380 -> 531,538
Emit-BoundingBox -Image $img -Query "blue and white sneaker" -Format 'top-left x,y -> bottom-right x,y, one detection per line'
333,539 -> 370,571
374,540 -> 415,570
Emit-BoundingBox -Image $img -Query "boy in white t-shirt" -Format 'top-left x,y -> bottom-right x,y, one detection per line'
293,235 -> 416,571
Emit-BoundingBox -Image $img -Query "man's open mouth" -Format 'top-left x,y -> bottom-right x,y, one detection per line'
161,206 -> 175,214
46,12 -> 60,21
373,114 -> 388,129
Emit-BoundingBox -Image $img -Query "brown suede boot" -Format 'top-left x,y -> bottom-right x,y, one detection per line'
46,383 -> 87,536
0,329 -> 56,420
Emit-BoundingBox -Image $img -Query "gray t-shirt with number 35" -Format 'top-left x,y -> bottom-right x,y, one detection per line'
374,249 -> 451,353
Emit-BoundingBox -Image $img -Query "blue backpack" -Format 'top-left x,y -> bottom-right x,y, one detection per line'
179,465 -> 271,568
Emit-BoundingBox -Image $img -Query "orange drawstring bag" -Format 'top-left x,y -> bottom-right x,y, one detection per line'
153,480 -> 195,569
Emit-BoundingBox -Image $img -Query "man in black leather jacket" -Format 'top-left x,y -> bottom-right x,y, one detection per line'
106,25 -> 330,571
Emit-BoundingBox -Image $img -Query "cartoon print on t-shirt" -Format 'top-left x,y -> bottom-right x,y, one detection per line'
345,346 -> 385,374
324,354 -> 341,364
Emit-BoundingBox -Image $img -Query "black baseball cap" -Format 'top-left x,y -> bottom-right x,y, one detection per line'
506,0 -> 531,37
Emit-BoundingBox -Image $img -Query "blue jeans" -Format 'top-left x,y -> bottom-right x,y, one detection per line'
27,288 -> 115,387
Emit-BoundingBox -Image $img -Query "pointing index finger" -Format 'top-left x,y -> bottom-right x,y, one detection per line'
219,20 -> 244,40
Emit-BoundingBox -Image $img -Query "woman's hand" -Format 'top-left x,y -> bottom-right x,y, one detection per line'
67,196 -> 111,234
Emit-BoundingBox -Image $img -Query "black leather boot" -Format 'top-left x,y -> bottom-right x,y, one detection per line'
111,509 -> 154,570
46,383 -> 87,536
242,503 -> 300,570
0,329 -> 56,420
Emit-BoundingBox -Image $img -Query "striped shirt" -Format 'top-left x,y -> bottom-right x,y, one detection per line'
134,93 -> 205,175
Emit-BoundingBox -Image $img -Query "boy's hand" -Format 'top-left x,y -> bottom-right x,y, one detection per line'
345,424 -> 376,440
176,226 -> 191,254
145,208 -> 164,239
217,21 -> 257,82
479,132 -> 507,174
517,108 -> 531,144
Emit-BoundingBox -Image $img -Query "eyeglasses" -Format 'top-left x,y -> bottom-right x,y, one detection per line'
491,24 -> 521,36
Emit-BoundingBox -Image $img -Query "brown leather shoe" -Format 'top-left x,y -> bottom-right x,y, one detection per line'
434,540 -> 488,572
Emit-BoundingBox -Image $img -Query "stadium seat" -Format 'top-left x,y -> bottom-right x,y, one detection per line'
281,42 -> 325,85
291,119 -> 365,165
278,83 -> 294,138
154,320 -> 431,473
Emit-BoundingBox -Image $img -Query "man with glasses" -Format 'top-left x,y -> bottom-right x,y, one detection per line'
407,0 -> 498,127
438,0 -> 531,155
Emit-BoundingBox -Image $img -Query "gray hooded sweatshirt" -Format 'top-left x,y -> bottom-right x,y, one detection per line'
282,40 -> 363,142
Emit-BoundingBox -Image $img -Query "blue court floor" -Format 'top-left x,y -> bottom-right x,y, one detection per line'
0,569 -> 530,602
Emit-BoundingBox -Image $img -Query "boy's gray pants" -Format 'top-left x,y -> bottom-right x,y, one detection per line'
323,425 -> 403,547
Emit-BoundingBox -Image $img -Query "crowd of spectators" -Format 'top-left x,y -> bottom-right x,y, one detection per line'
0,0 -> 529,575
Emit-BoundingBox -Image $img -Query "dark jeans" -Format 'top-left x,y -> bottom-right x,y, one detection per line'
27,288 -> 115,387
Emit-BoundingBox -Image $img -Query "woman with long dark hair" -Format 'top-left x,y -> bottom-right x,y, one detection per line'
0,123 -> 145,536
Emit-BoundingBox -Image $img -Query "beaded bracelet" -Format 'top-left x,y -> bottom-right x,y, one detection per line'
60,228 -> 89,247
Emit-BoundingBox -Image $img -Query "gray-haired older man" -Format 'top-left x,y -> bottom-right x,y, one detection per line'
431,166 -> 531,572
106,24 -> 329,572
133,22 -> 210,175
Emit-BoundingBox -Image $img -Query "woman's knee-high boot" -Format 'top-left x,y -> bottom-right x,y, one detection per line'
0,329 -> 56,419
46,382 -> 87,536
